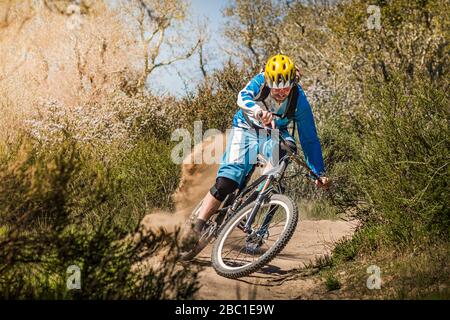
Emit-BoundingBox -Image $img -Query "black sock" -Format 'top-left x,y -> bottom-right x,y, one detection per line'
194,219 -> 206,233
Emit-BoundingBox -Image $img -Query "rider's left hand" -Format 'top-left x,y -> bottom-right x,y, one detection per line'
315,176 -> 330,190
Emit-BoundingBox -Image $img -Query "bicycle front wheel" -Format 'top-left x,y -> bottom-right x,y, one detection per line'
211,194 -> 298,278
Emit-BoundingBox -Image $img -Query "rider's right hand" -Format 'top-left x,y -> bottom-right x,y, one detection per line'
257,110 -> 275,128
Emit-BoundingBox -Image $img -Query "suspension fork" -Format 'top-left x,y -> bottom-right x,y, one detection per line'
257,205 -> 278,236
243,175 -> 273,233
256,159 -> 290,235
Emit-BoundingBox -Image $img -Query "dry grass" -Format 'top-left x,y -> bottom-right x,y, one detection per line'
320,242 -> 450,300
0,1 -> 143,143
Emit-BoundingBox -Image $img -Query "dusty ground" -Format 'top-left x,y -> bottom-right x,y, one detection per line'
192,219 -> 357,300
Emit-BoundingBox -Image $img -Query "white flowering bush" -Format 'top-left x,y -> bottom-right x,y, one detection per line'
23,92 -> 181,156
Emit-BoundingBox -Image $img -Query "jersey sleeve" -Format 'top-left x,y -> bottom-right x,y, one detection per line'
295,86 -> 326,176
237,73 -> 265,126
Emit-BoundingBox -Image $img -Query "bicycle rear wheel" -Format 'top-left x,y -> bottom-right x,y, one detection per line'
179,193 -> 233,261
211,194 -> 298,278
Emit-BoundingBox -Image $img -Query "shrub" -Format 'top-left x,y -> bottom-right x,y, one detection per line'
0,135 -> 198,299
109,137 -> 181,230
325,274 -> 342,291
327,74 -> 449,261
180,61 -> 255,133
352,75 -> 449,243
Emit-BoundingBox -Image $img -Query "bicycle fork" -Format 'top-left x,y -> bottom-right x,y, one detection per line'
243,175 -> 273,233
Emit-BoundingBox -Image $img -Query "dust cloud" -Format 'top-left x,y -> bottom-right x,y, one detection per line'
140,133 -> 226,235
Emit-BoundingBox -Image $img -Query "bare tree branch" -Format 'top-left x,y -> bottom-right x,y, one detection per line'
149,28 -> 166,68
198,41 -> 207,79
148,39 -> 201,74
122,0 -> 199,90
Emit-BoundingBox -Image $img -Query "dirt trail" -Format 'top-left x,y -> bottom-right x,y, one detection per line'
140,134 -> 357,299
193,219 -> 356,300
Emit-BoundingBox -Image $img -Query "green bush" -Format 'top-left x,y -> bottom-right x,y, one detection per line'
329,74 -> 449,261
109,137 -> 181,230
0,135 -> 198,299
325,274 -> 342,291
181,61 -> 255,133
0,223 -> 199,299
355,75 -> 449,241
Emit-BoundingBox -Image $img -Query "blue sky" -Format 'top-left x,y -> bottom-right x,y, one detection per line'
149,0 -> 230,97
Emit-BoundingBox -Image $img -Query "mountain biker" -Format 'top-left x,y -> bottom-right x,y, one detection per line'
192,53 -> 329,239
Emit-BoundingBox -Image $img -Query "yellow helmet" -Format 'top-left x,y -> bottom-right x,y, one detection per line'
264,54 -> 296,88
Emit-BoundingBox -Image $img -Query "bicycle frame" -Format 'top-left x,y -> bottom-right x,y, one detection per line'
210,119 -> 322,240
215,130 -> 309,232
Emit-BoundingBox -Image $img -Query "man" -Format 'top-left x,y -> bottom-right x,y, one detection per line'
193,54 -> 329,237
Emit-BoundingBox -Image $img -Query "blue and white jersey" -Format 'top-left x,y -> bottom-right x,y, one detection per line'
232,73 -> 326,176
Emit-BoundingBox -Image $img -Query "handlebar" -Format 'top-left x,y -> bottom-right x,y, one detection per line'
260,111 -> 322,182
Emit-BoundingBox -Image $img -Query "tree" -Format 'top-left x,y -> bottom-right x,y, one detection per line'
223,0 -> 282,69
120,0 -> 201,89
329,0 -> 449,82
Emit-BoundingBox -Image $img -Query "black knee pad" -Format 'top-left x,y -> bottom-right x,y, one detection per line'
210,177 -> 238,202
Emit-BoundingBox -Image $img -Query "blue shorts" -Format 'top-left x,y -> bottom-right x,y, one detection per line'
217,127 -> 295,187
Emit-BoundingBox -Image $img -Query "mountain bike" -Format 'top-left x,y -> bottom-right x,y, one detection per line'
180,123 -> 322,279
